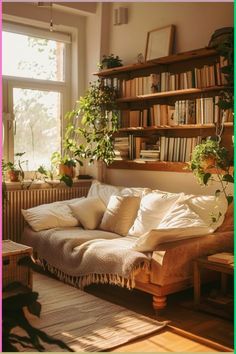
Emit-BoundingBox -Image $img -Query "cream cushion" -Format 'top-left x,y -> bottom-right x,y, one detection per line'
69,197 -> 106,230
87,180 -> 123,205
21,199 -> 82,232
129,190 -> 183,236
99,195 -> 141,236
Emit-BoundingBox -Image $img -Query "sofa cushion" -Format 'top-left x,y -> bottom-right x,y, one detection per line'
99,195 -> 141,236
69,197 -> 106,230
121,187 -> 151,197
87,180 -> 123,205
129,190 -> 183,236
22,199 -> 82,232
133,194 -> 229,252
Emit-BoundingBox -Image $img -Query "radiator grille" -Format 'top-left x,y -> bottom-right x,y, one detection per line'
3,183 -> 91,243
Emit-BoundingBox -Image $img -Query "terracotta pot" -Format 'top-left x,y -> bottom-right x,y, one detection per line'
59,164 -> 75,178
201,156 -> 216,170
8,170 -> 21,182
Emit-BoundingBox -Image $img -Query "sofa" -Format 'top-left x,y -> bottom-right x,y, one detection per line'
21,180 -> 233,311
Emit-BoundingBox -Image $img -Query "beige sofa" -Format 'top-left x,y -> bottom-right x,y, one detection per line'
22,182 -> 233,311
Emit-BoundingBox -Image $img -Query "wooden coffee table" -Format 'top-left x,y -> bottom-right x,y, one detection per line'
2,240 -> 33,298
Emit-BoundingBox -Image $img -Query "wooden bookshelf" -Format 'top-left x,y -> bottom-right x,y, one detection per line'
94,48 -> 218,78
95,47 -> 233,172
108,160 -> 188,172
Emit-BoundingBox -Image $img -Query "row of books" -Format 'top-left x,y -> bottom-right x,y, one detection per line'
114,135 -> 202,162
118,58 -> 228,97
119,98 -> 232,128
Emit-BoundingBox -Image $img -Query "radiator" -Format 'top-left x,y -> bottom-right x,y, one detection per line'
3,182 -> 91,243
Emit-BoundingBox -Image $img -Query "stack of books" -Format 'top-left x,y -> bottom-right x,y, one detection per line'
208,252 -> 234,265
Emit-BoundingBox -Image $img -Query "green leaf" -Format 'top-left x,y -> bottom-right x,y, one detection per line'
222,174 -> 234,183
226,196 -> 233,205
60,175 -> 73,188
203,173 -> 211,185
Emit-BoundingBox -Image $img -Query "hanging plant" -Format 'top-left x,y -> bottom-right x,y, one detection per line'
188,139 -> 233,205
209,27 -> 234,112
64,80 -> 119,166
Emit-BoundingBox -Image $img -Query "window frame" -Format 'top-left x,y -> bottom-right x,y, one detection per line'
2,24 -> 71,170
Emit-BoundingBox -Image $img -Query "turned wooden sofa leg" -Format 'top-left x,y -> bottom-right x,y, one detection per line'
152,295 -> 167,313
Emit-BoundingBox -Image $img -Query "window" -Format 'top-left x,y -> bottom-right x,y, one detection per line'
3,23 -> 71,170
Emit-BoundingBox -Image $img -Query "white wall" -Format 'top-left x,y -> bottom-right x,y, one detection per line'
109,2 -> 233,64
103,2 -> 234,194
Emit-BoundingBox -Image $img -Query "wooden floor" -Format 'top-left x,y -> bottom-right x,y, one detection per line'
21,270 -> 234,352
86,281 -> 234,352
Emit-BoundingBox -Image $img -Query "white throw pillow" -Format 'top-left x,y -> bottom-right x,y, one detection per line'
87,180 -> 123,205
22,200 -> 80,232
121,187 -> 151,197
69,197 -> 106,230
99,195 -> 141,236
183,194 -> 228,229
129,190 -> 183,236
133,194 -> 228,252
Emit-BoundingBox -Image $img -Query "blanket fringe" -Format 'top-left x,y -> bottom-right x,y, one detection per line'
38,258 -> 150,290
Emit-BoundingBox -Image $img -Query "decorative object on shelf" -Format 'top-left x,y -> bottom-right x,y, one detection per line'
145,25 -> 175,61
51,152 -> 76,188
137,53 -> 144,64
188,138 -> 233,206
99,54 -> 123,70
65,79 -> 119,166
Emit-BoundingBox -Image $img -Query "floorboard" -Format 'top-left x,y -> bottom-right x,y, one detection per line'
15,271 -> 233,352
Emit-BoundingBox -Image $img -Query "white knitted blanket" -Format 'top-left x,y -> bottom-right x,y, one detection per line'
22,227 -> 150,289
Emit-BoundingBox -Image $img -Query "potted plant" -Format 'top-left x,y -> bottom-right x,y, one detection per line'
2,152 -> 26,182
209,27 -> 234,112
188,139 -> 233,205
64,79 -> 119,166
51,152 -> 76,187
98,54 -> 123,70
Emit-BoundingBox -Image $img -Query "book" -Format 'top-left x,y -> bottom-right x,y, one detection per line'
208,252 -> 234,264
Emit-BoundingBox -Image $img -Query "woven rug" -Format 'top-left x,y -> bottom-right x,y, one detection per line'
12,272 -> 167,352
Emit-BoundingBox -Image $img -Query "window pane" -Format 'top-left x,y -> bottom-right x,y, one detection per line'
3,32 -> 64,81
13,88 -> 61,170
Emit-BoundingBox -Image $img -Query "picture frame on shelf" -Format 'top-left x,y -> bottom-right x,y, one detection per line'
145,25 -> 175,62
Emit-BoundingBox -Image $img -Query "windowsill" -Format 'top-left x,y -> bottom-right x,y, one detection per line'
4,179 -> 93,191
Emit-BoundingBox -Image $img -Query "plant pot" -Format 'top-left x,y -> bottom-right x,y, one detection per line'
8,170 -> 21,182
201,156 -> 216,170
59,164 -> 75,178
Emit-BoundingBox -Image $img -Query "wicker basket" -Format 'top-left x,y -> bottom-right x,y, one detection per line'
2,240 -> 33,291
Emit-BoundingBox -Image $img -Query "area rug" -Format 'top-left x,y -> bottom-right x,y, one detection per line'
12,272 -> 168,352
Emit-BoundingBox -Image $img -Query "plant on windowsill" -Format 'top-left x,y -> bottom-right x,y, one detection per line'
188,139 -> 234,207
98,54 -> 123,70
2,152 -> 26,182
50,152 -> 77,188
64,79 -> 119,167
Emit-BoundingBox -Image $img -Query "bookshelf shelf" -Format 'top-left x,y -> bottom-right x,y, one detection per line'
115,122 -> 233,135
95,47 -> 233,172
94,48 -> 218,78
116,86 -> 228,105
108,160 -> 189,172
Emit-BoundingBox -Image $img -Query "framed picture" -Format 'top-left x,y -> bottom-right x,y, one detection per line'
145,25 -> 175,61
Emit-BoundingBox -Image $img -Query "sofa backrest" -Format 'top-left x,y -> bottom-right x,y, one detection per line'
217,203 -> 234,232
